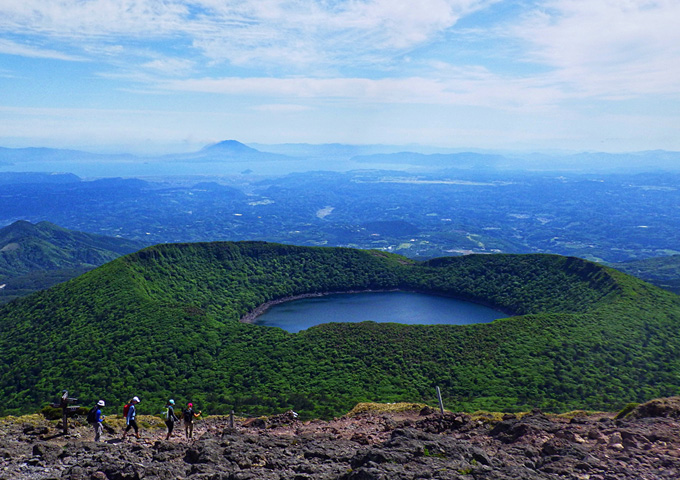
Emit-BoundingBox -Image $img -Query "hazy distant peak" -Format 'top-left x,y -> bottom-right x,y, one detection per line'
2,220 -> 73,241
0,172 -> 81,185
4,220 -> 37,235
200,140 -> 259,154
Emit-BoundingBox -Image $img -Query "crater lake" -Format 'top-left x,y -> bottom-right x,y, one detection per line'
254,291 -> 507,333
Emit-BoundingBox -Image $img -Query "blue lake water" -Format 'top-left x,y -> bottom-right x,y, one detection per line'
254,291 -> 507,333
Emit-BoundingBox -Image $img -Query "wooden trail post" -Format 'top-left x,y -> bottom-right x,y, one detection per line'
51,390 -> 79,434
436,386 -> 445,416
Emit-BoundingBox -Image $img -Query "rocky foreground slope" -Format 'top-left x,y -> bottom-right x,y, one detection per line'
2,399 -> 680,480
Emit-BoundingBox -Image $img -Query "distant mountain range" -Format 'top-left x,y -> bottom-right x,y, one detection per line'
0,220 -> 146,303
0,172 -> 80,185
0,146 -> 137,163
0,140 -> 290,164
1,141 -> 680,175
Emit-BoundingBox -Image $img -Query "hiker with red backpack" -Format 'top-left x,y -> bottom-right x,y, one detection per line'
122,396 -> 141,440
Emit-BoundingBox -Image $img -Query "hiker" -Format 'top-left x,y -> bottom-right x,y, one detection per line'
183,402 -> 202,439
164,399 -> 179,440
122,396 -> 141,440
88,400 -> 106,442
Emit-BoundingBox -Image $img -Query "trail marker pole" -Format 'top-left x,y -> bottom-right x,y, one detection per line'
50,390 -> 79,434
436,386 -> 445,416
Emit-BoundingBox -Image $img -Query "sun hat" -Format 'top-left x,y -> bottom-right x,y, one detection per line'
97,400 -> 105,406
132,396 -> 140,403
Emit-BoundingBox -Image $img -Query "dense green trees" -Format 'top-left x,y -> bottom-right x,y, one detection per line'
0,241 -> 678,418
0,220 -> 145,302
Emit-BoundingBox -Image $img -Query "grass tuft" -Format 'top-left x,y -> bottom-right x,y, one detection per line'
346,402 -> 429,417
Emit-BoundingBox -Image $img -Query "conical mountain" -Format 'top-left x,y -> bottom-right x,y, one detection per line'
169,140 -> 292,162
200,140 -> 261,155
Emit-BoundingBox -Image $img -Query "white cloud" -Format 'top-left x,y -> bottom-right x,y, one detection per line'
158,71 -> 569,113
0,0 -> 189,37
0,1 -> 494,69
192,0 -> 495,67
2,0 -> 679,152
513,0 -> 680,98
0,38 -> 84,61
251,104 -> 312,113
160,76 -> 446,102
141,57 -> 195,76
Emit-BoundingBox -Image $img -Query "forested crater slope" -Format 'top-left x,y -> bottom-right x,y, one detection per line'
0,241 -> 678,418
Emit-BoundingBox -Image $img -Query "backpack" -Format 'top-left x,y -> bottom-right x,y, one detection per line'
87,406 -> 98,424
183,408 -> 193,422
123,403 -> 130,418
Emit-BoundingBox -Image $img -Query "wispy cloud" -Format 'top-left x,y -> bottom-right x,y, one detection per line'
157,70 -> 570,114
0,0 -> 680,98
192,0 -> 495,67
0,38 -> 84,61
1,0 -> 679,151
251,104 -> 313,113
140,57 -> 195,76
0,0 -> 190,38
4,0 -> 676,101
512,0 -> 680,98
0,1 -> 493,70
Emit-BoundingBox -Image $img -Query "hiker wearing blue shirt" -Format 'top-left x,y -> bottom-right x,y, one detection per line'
89,400 -> 106,442
122,396 -> 141,440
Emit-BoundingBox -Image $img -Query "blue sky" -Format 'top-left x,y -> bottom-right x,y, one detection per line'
1,0 -> 679,154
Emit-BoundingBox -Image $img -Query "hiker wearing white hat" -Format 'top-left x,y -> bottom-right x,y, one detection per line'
87,399 -> 106,442
122,396 -> 141,440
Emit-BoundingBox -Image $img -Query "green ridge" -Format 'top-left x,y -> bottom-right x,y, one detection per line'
0,220 -> 146,302
611,255 -> 680,294
0,241 -> 678,418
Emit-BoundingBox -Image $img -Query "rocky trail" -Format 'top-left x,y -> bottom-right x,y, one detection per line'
2,398 -> 680,479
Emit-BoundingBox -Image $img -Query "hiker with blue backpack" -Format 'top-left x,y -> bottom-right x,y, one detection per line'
122,396 -> 141,440
87,400 -> 106,442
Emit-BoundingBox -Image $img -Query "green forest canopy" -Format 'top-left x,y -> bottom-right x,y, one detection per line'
0,241 -> 679,419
